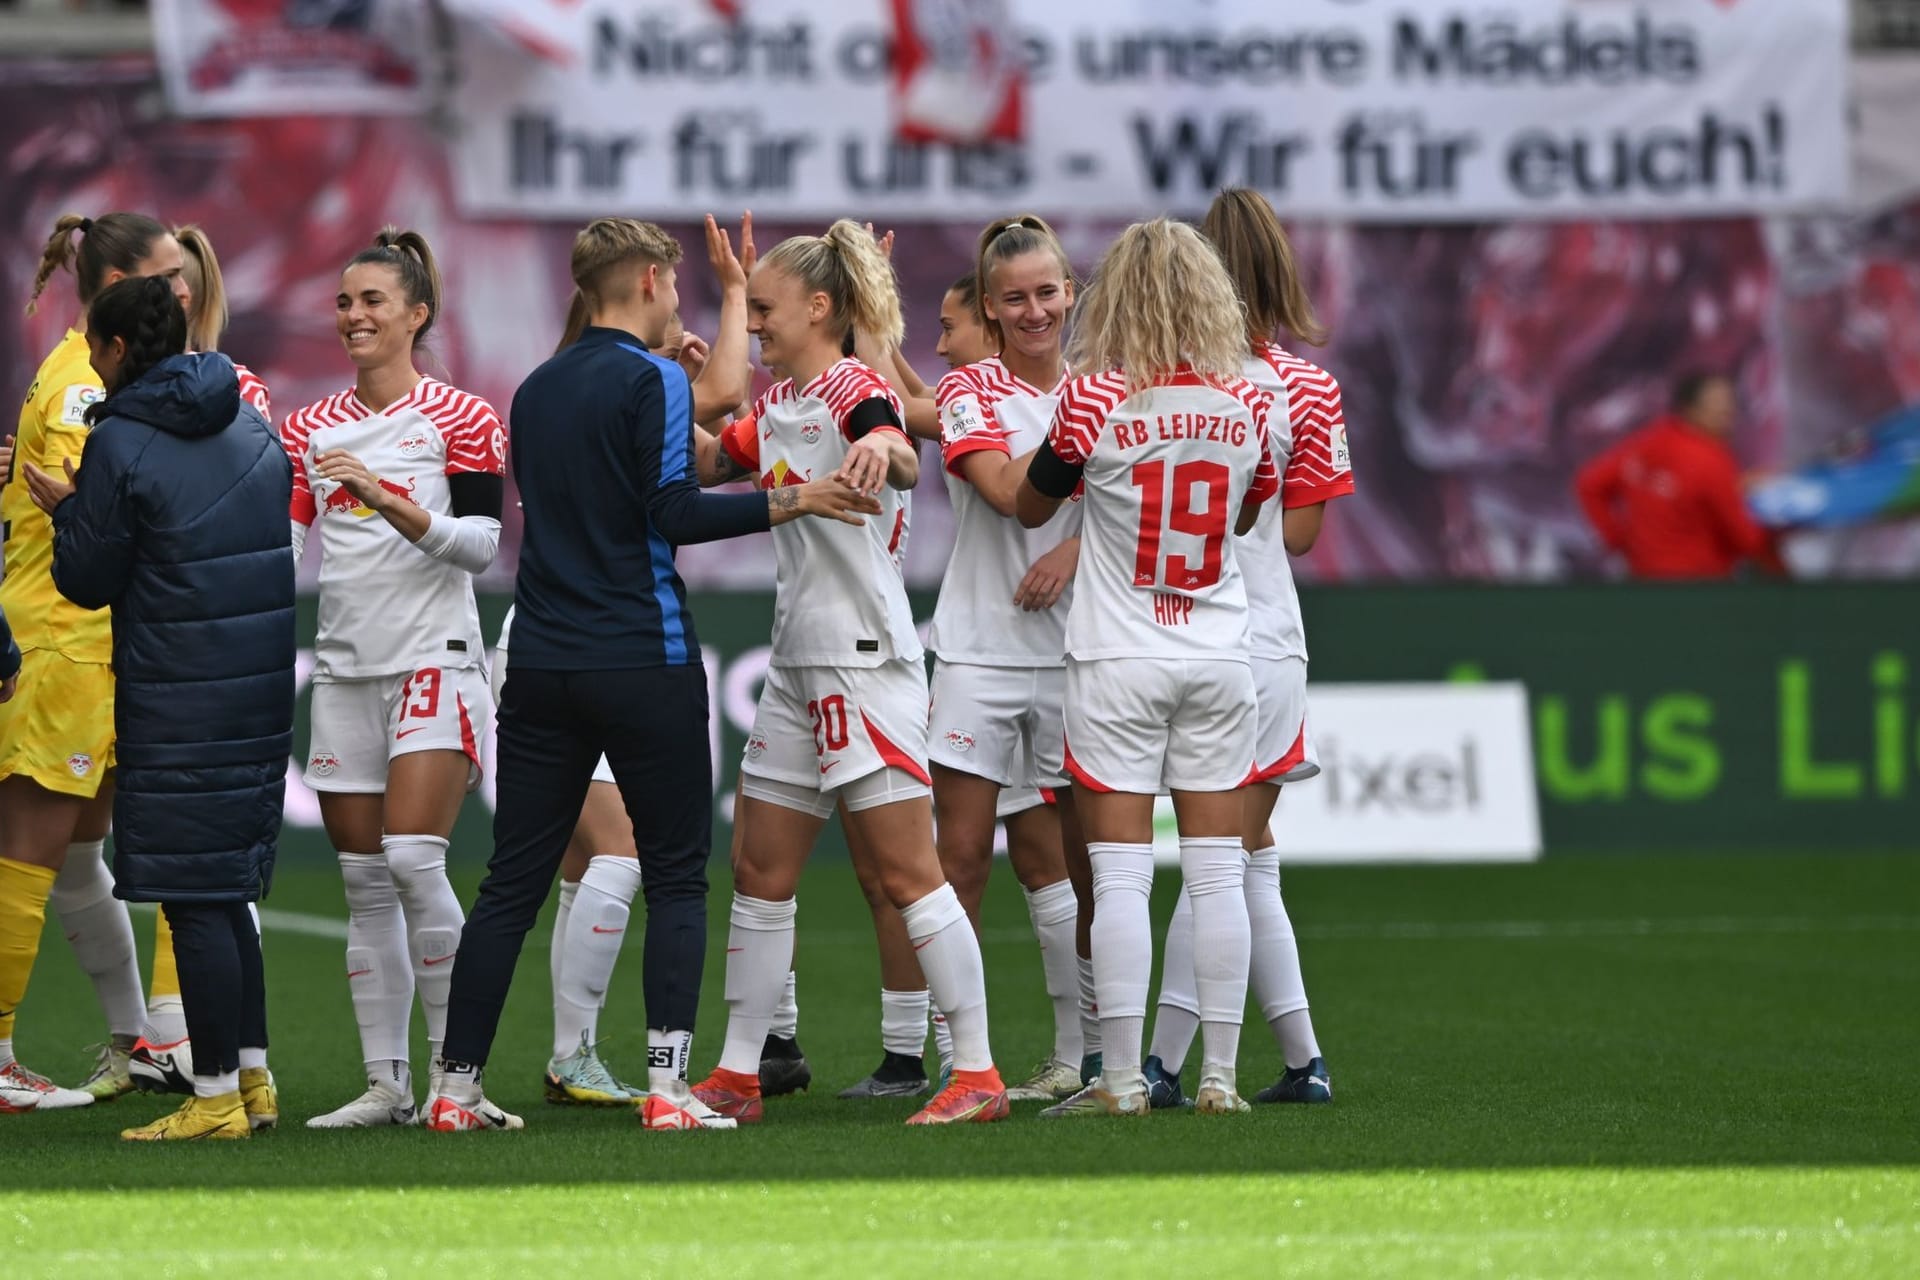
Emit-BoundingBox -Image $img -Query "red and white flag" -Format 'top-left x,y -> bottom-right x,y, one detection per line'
889,0 -> 1023,144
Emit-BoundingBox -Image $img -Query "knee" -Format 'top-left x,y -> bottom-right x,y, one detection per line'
1180,838 -> 1246,899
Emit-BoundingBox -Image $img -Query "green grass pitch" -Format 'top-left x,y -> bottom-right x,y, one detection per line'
4,849 -> 1917,1277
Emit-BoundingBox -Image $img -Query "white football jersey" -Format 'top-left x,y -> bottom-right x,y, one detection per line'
928,357 -> 1081,667
723,359 -> 920,669
1047,367 -> 1279,662
283,378 -> 506,679
1239,342 -> 1355,661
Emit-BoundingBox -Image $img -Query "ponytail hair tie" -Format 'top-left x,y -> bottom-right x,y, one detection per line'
78,217 -> 93,234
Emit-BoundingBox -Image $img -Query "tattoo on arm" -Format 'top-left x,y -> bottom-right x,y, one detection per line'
713,451 -> 750,484
769,486 -> 800,514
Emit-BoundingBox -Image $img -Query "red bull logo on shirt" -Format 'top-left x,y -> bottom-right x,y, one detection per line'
321,476 -> 418,518
758,461 -> 811,491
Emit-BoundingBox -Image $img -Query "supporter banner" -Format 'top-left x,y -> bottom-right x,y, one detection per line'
451,0 -> 1849,222
1150,683 -> 1541,865
8,61 -> 1920,588
152,0 -> 431,116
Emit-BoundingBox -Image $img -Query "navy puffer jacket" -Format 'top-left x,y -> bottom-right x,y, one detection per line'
51,352 -> 295,903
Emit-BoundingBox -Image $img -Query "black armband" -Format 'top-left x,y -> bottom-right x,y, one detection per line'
845,396 -> 905,442
448,472 -> 505,521
1026,440 -> 1083,500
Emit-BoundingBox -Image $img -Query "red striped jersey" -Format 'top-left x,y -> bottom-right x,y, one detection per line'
281,377 -> 505,678
1045,366 -> 1279,662
718,358 -> 919,669
1240,342 -> 1355,661
234,363 -> 272,422
928,356 -> 1079,667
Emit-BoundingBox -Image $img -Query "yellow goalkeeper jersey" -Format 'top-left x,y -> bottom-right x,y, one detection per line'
4,330 -> 111,662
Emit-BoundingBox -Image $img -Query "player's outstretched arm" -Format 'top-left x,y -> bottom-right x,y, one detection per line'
693,213 -> 755,421
768,478 -> 881,528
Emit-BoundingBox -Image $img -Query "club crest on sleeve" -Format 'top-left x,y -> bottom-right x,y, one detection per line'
746,734 -> 768,760
309,752 -> 340,777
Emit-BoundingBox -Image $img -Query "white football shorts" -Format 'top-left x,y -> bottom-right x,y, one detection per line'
741,659 -> 932,815
306,666 -> 493,794
1063,655 -> 1256,794
1250,655 -> 1321,785
927,660 -> 1068,791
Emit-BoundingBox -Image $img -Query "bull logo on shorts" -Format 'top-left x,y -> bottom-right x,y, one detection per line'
309,751 -> 340,776
944,730 -> 975,752
746,734 -> 768,760
67,753 -> 93,778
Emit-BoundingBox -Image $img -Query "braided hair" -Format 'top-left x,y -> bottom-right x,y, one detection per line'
28,212 -> 169,314
83,276 -> 188,422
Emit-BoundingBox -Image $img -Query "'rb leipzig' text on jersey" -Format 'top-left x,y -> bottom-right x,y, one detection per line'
1045,367 -> 1280,662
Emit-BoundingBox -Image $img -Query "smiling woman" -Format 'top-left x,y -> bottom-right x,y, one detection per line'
276,225 -> 509,1133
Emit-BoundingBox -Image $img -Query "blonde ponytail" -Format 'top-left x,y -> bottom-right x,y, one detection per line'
762,221 -> 905,354
174,224 -> 230,352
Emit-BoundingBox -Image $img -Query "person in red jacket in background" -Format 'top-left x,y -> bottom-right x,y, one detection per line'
1576,373 -> 1785,579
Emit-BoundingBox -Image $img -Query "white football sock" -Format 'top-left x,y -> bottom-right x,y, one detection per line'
50,840 -> 146,1039
238,1047 -> 267,1071
383,834 -> 466,1049
771,969 -> 799,1040
194,1068 -> 239,1100
0,1037 -> 13,1068
144,996 -> 189,1047
549,878 -> 579,1000
718,894 -> 795,1076
880,988 -> 928,1057
338,852 -> 413,1086
648,1027 -> 693,1092
1024,880 -> 1084,1064
900,884 -> 992,1073
1088,842 -> 1154,1080
930,1007 -> 954,1076
1148,887 -> 1201,1072
1246,847 -> 1321,1067
1076,953 -> 1102,1057
1183,836 -> 1251,1074
553,855 -> 640,1059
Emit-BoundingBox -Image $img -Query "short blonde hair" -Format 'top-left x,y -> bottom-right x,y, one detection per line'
1068,218 -> 1248,392
558,218 -> 684,349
